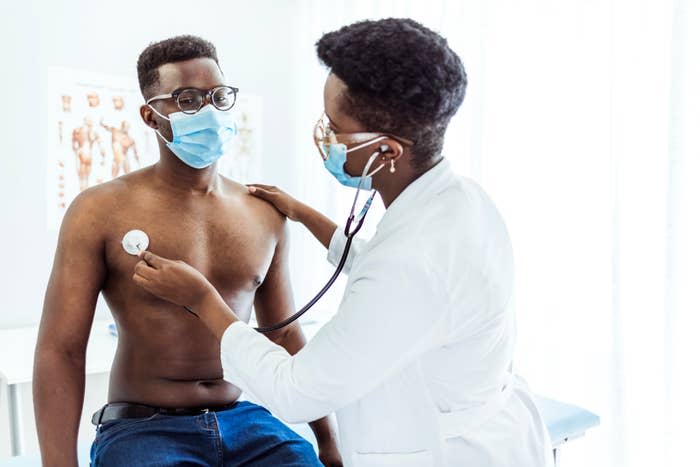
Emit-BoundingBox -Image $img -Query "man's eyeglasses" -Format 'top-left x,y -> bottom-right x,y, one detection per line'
146,85 -> 239,115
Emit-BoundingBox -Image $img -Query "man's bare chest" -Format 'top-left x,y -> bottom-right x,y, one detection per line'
104,200 -> 277,295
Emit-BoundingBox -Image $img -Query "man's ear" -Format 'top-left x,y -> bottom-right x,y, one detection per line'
140,104 -> 159,130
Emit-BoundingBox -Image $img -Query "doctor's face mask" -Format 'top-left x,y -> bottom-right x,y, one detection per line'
313,113 -> 414,191
314,114 -> 386,190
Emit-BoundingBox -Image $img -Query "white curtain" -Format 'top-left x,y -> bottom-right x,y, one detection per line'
286,1 -> 700,466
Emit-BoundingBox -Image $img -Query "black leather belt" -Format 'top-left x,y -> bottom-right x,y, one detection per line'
91,401 -> 237,426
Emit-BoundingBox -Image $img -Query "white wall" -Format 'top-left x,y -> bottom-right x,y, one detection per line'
0,0 -> 341,458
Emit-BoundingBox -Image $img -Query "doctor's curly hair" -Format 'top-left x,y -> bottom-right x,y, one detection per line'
316,18 -> 467,170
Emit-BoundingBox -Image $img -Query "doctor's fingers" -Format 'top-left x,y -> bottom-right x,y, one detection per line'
138,250 -> 167,268
247,183 -> 278,191
132,272 -> 152,290
134,260 -> 157,278
248,185 -> 276,197
247,185 -> 282,203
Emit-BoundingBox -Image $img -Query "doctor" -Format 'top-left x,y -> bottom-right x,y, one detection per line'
133,18 -> 553,466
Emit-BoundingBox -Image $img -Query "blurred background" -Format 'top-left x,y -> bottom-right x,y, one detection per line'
0,1 -> 698,466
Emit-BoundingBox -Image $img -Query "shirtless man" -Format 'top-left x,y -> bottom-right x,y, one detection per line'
101,120 -> 140,177
34,35 -> 340,467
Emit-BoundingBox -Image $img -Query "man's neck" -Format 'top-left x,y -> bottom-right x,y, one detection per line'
154,150 -> 220,195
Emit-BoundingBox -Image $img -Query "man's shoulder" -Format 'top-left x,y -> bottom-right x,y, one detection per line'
220,177 -> 287,230
63,169 -> 149,228
71,174 -> 130,207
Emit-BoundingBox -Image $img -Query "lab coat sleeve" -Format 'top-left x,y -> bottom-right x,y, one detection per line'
326,227 -> 366,275
220,249 -> 447,423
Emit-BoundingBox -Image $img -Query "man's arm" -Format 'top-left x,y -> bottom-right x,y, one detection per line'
33,192 -> 106,466
253,221 -> 341,465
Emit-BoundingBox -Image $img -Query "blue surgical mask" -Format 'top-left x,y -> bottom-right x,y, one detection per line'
323,137 -> 387,191
150,104 -> 237,169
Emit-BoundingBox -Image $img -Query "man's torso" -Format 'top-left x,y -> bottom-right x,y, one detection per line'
95,167 -> 282,408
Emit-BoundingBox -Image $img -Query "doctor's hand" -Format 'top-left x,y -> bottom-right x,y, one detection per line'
132,250 -> 215,310
247,184 -> 303,221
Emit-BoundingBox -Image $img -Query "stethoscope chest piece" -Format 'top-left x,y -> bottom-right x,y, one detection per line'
122,230 -> 150,256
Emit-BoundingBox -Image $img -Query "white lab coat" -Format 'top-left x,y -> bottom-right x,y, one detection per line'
221,160 -> 553,466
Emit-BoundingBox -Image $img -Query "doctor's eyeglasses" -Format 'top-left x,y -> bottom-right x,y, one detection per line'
146,85 -> 239,115
313,113 -> 414,160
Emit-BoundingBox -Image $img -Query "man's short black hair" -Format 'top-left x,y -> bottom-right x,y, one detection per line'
137,35 -> 219,98
316,18 -> 467,170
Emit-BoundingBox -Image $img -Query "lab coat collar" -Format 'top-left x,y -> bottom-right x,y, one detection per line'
377,158 -> 453,232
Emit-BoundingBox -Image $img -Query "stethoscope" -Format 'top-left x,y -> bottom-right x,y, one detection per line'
122,151 -> 383,333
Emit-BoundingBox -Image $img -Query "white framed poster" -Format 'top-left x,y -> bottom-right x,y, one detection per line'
46,67 -> 158,229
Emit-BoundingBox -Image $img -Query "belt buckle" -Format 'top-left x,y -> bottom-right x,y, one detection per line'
201,408 -> 210,414
92,405 -> 107,426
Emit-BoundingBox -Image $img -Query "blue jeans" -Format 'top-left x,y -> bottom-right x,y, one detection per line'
90,401 -> 322,466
